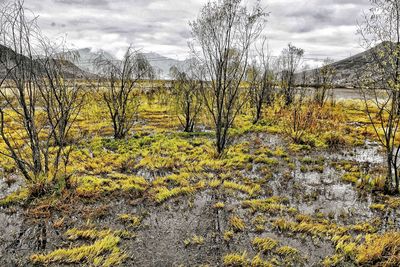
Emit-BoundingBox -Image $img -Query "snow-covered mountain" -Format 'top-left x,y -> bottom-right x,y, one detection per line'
70,48 -> 115,75
141,52 -> 189,79
71,48 -> 187,79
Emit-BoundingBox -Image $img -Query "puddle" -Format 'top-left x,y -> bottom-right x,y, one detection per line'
328,141 -> 384,164
266,142 -> 382,222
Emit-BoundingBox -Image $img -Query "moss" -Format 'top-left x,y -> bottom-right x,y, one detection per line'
253,215 -> 266,225
254,224 -> 265,233
224,230 -> 234,242
275,246 -> 300,257
66,228 -> 112,240
356,232 -> 400,266
273,147 -> 287,158
287,162 -> 296,170
65,228 -> 133,241
300,157 -> 314,165
272,215 -> 349,238
322,254 -> 344,267
184,234 -> 204,246
351,222 -> 377,233
213,202 -> 225,209
300,165 -> 308,173
230,215 -> 246,232
253,156 -> 278,165
252,237 -> 278,253
0,188 -> 29,206
242,197 -> 288,214
289,143 -> 311,152
221,143 -> 253,170
111,174 -> 149,192
334,235 -> 357,257
342,172 -> 360,184
163,172 -> 191,186
30,233 -> 126,266
153,185 -> 196,203
223,181 -> 261,196
253,215 -> 267,232
118,214 -> 141,228
271,218 -> 295,232
223,252 -> 248,266
251,254 -> 272,267
209,179 -> 222,188
322,131 -> 347,148
386,197 -> 400,209
74,174 -> 148,198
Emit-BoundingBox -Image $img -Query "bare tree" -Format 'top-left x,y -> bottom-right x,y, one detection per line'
300,64 -> 310,88
248,37 -> 276,124
0,0 -> 42,183
190,0 -> 267,154
170,60 -> 203,132
358,0 -> 400,193
36,42 -> 86,182
0,0 -> 84,193
278,43 -> 304,106
313,58 -> 336,107
95,46 -> 154,139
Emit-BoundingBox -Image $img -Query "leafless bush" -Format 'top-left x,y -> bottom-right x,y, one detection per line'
95,46 -> 154,139
248,36 -> 276,124
170,59 -> 203,132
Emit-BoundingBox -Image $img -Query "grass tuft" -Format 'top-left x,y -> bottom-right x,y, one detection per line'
31,233 -> 126,266
252,237 -> 278,253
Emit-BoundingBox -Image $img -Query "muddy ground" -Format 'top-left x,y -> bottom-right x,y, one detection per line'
0,132 -> 398,267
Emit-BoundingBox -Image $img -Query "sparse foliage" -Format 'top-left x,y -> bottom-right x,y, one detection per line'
190,0 -> 267,154
358,0 -> 400,193
170,60 -> 204,132
278,44 -> 304,106
95,46 -> 154,139
248,37 -> 276,124
313,58 -> 336,107
0,0 -> 85,193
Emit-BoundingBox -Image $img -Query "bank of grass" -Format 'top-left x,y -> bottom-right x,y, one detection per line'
30,231 -> 126,266
0,96 -> 383,205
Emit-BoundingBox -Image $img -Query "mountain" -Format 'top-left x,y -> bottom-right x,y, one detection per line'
141,52 -> 188,79
71,48 -> 115,75
0,44 -> 92,79
296,42 -> 392,88
70,48 -> 187,79
49,58 -> 95,78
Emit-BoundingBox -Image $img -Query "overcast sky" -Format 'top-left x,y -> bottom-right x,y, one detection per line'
21,0 -> 371,65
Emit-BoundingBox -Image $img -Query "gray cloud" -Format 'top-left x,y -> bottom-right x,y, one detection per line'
18,0 -> 372,64
54,0 -> 109,6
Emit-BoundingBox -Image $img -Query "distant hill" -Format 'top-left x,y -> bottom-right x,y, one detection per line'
70,48 -> 115,75
70,48 -> 188,79
0,44 -> 92,79
48,58 -> 95,79
141,52 -> 189,79
296,43 -> 391,88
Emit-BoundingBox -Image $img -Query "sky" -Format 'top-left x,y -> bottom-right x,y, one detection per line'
19,0 -> 372,66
